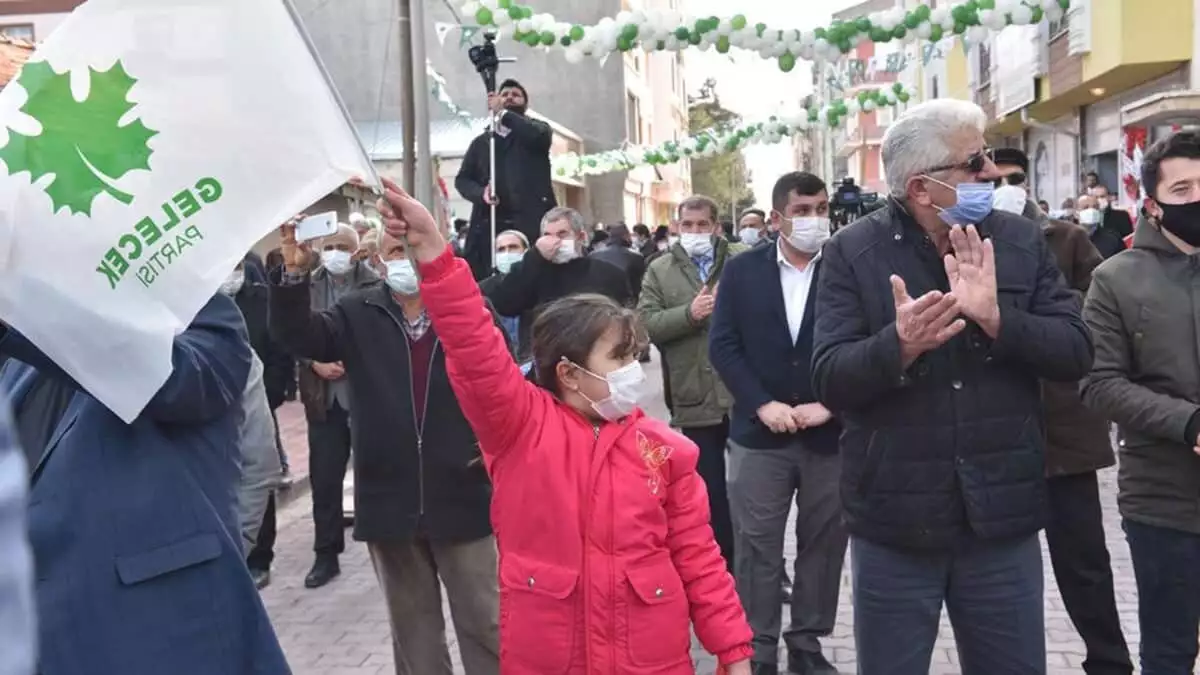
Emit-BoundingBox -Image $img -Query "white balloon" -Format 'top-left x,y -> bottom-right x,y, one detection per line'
516,18 -> 533,33
915,21 -> 933,39
616,10 -> 632,24
494,11 -> 512,26
564,47 -> 584,64
930,6 -> 949,26
1011,5 -> 1034,24
462,2 -> 481,15
966,25 -> 989,44
995,0 -> 1019,12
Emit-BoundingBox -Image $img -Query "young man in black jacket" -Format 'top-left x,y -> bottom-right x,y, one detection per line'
455,79 -> 556,280
271,225 -> 502,675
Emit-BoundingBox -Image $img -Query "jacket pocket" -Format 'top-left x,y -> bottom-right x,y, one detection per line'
498,552 -> 579,673
115,532 -> 221,585
624,556 -> 691,667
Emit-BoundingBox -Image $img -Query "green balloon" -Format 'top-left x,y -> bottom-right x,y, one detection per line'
930,24 -> 944,41
915,5 -> 932,20
870,27 -> 891,42
674,26 -> 690,40
898,92 -> 911,103
814,27 -> 827,39
716,35 -> 731,53
778,52 -> 796,72
569,25 -> 584,40
756,22 -> 768,37
559,35 -> 571,46
475,7 -> 493,25
837,38 -> 852,53
856,17 -> 872,32
520,6 -> 532,19
1058,0 -> 1070,8
616,35 -> 633,51
497,0 -> 512,8
621,24 -> 638,40
952,5 -> 968,22
905,12 -> 921,29
688,31 -> 702,45
892,25 -> 907,39
978,0 -> 995,8
731,15 -> 747,30
1031,7 -> 1044,22
656,40 -> 666,50
540,31 -> 555,46
507,6 -> 522,20
953,21 -> 967,34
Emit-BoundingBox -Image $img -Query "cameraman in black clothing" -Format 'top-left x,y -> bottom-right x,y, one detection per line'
456,79 -> 557,280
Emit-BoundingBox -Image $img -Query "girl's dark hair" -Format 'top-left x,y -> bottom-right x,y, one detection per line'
529,293 -> 646,395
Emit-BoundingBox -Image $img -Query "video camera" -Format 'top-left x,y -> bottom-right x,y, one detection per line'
829,177 -> 880,231
468,32 -> 501,92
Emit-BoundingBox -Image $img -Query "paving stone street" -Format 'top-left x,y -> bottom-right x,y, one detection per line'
262,355 -> 1145,675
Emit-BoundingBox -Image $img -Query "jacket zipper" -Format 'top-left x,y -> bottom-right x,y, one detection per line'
582,423 -> 600,670
372,300 -> 437,517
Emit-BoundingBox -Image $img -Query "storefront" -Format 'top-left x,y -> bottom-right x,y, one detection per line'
1026,113 -> 1081,211
1083,68 -> 1188,207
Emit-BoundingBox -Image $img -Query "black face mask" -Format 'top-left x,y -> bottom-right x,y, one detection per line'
1156,199 -> 1200,247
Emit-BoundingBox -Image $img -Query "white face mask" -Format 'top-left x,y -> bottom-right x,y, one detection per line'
739,227 -> 761,246
321,249 -> 352,276
496,251 -> 523,274
785,217 -> 831,253
220,269 -> 245,296
992,184 -> 1028,215
577,360 -> 647,421
679,232 -> 713,257
1078,208 -> 1102,225
384,259 -> 419,295
552,238 -> 579,264
1096,198 -> 1110,211
667,235 -> 680,248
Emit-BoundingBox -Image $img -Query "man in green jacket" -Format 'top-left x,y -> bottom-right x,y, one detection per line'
639,194 -> 746,568
1081,131 -> 1200,675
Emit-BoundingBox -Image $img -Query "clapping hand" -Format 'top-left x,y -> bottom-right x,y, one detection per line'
944,225 -> 1001,338
689,285 -> 716,321
892,275 -> 965,368
791,402 -> 832,429
758,401 -> 799,434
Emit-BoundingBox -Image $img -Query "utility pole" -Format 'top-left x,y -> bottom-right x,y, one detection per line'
410,0 -> 434,209
397,0 -> 416,193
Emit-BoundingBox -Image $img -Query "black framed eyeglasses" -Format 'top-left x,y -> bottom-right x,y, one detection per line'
926,148 -> 992,175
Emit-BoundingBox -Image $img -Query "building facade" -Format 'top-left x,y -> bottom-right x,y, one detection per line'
950,0 -> 1195,210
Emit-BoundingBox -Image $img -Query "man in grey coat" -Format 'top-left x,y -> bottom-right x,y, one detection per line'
0,400 -> 33,675
237,354 -> 282,554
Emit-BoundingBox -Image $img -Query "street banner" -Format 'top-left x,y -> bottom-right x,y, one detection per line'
0,0 -> 377,422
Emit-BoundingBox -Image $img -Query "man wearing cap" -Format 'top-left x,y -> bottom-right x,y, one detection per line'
993,147 -> 1133,675
296,223 -> 379,589
455,79 -> 557,280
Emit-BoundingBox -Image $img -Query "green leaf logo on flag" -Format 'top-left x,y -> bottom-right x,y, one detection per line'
0,60 -> 157,216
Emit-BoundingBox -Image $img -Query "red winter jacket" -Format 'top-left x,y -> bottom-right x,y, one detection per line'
419,247 -> 753,674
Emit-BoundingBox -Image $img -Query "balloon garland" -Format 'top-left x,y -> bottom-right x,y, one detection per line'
461,0 -> 1069,70
552,83 -> 916,179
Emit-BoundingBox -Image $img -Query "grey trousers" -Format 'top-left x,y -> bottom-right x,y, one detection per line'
728,438 -> 848,664
851,534 -> 1046,675
367,535 -> 501,675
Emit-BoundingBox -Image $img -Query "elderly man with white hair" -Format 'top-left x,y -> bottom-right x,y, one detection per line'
811,99 -> 1094,674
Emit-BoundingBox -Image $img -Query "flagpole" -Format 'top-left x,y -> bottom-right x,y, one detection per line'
397,0 -> 417,196
280,0 -> 381,191
410,0 -> 435,210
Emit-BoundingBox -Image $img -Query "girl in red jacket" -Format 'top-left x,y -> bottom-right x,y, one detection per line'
378,179 -> 753,675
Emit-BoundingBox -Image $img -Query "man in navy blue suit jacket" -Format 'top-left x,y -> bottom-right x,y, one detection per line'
0,294 -> 289,675
709,172 -> 845,675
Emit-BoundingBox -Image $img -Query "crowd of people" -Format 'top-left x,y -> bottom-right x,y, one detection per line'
2,93 -> 1200,675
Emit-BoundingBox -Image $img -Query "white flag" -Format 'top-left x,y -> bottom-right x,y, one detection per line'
0,0 -> 377,422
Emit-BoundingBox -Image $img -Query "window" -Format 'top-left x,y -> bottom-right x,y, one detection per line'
626,93 -> 642,144
977,41 -> 992,87
0,25 -> 34,42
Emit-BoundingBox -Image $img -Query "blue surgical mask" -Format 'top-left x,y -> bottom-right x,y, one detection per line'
384,259 -> 419,295
923,176 -> 995,225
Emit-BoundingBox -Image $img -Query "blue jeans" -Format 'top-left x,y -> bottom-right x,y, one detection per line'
1124,519 -> 1200,675
851,534 -> 1045,675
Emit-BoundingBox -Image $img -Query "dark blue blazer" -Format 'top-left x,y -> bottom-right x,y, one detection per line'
708,242 -> 841,451
0,295 -> 290,675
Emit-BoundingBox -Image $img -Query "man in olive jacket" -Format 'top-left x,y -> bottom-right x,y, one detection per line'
1081,131 -> 1200,675
639,195 -> 745,568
